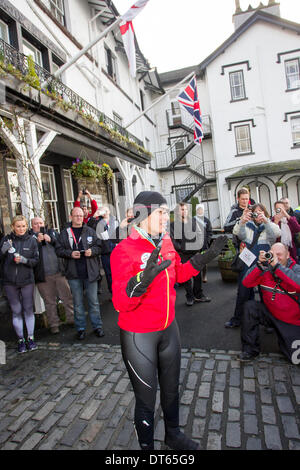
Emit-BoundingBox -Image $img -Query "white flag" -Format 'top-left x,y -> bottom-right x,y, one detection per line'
120,0 -> 150,78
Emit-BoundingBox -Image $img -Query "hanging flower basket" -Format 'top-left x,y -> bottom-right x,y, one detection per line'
70,159 -> 113,184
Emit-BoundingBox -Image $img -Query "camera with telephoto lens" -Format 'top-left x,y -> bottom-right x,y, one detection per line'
264,251 -> 274,261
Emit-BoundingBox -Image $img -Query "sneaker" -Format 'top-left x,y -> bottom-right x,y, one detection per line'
76,330 -> 86,340
17,339 -> 27,354
224,319 -> 240,328
237,351 -> 259,362
165,430 -> 199,450
186,298 -> 194,306
94,328 -> 105,338
27,337 -> 38,351
194,295 -> 211,302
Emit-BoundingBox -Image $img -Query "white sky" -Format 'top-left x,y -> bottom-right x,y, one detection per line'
111,0 -> 300,73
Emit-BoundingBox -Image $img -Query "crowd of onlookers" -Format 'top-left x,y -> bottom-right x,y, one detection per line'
0,187 -> 300,363
223,188 -> 300,363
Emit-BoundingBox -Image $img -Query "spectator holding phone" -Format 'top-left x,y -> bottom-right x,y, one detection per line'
74,189 -> 98,224
0,215 -> 39,353
55,207 -> 104,340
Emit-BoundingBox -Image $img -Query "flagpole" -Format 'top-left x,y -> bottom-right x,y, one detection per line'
40,16 -> 123,88
124,70 -> 195,129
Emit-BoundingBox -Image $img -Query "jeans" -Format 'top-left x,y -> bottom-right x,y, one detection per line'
231,269 -> 254,324
242,300 -> 300,363
101,254 -> 112,293
68,279 -> 102,331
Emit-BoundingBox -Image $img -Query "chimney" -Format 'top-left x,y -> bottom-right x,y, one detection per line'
233,1 -> 281,31
235,0 -> 242,13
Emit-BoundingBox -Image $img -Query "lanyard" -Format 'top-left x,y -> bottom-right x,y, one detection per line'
70,228 -> 81,250
133,225 -> 164,248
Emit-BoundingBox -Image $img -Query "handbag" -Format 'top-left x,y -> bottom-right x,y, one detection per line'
231,229 -> 262,273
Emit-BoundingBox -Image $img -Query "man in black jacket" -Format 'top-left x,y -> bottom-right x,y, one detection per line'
224,188 -> 250,235
170,202 -> 211,306
30,217 -> 74,334
55,207 -> 104,340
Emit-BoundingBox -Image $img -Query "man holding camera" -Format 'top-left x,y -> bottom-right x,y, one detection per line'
272,200 -> 300,263
225,203 -> 280,328
30,217 -> 74,334
239,243 -> 300,363
55,207 -> 104,340
74,189 -> 98,224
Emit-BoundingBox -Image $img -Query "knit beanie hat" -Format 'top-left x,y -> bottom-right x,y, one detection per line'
133,191 -> 167,222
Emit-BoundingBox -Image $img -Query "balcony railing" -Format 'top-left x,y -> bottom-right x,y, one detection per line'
166,109 -> 212,135
0,39 -> 144,148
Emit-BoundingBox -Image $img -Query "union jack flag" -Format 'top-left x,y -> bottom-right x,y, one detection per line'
177,75 -> 204,144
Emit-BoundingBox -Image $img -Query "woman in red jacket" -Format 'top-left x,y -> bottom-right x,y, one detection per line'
110,191 -> 226,450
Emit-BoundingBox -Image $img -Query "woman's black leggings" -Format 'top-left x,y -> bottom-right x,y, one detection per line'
120,320 -> 181,446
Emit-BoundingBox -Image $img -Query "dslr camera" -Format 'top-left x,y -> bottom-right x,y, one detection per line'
264,251 -> 274,261
275,208 -> 281,214
82,187 -> 87,195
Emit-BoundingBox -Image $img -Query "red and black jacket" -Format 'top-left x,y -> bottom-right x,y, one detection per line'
242,258 -> 300,325
110,227 -> 199,333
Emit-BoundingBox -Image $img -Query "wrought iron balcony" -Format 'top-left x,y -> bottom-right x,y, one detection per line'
0,39 -> 144,148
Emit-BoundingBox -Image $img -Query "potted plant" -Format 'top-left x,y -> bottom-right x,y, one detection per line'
70,158 -> 113,184
218,237 -> 238,282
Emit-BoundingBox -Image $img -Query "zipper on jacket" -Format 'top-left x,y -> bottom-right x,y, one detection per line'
134,226 -> 171,330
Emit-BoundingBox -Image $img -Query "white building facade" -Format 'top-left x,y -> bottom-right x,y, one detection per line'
154,1 -> 300,228
0,0 -> 162,233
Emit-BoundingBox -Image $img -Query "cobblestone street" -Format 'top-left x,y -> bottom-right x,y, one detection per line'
1,341 -> 300,451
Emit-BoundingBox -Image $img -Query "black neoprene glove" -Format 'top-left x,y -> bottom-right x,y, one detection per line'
126,245 -> 171,298
190,235 -> 228,271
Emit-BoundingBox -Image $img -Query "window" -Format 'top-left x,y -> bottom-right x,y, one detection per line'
170,99 -> 182,125
63,169 -> 74,215
6,159 -> 22,217
105,46 -> 118,83
113,112 -> 123,128
22,39 -> 42,66
229,70 -> 246,101
40,165 -> 59,230
41,0 -> 65,26
200,184 -> 218,201
285,59 -> 300,90
234,125 -> 252,155
291,116 -> 300,146
0,19 -> 9,43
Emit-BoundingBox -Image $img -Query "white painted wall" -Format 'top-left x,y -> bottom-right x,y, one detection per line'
205,20 -> 300,225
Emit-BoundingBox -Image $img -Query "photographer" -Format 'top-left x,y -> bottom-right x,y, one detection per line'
74,189 -> 98,224
272,200 -> 300,262
225,203 -> 280,328
239,243 -> 300,363
55,207 -> 104,340
30,217 -> 74,334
